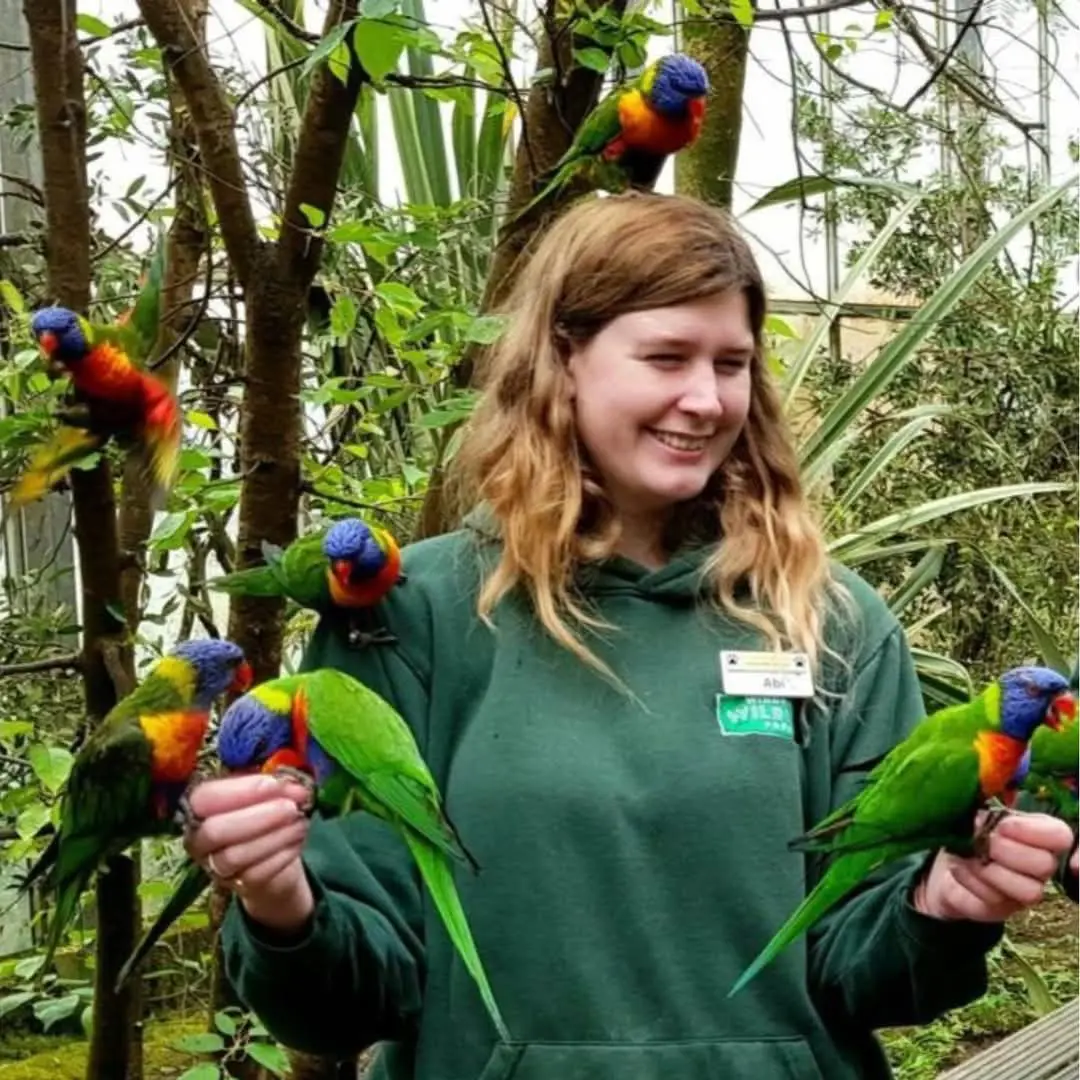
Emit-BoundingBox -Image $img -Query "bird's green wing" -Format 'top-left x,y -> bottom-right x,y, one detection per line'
90,233 -> 167,364
277,531 -> 334,609
824,736 -> 983,856
1029,720 -> 1079,776
302,670 -> 474,866
566,91 -> 625,158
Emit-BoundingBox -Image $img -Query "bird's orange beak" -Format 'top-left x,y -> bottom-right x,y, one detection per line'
1046,691 -> 1076,731
230,660 -> 254,694
37,330 -> 57,356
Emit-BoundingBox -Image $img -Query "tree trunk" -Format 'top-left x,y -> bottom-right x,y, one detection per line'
23,3 -> 139,1078
675,10 -> 751,210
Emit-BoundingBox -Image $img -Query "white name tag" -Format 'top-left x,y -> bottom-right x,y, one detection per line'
719,650 -> 814,699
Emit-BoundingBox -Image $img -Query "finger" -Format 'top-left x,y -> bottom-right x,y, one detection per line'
186,797 -> 305,862
235,845 -> 306,892
187,774 -> 296,819
993,811 -> 1075,854
984,832 -> 1060,881
955,859 -> 1045,909
205,820 -> 308,881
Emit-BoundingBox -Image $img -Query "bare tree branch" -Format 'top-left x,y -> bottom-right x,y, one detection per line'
136,0 -> 261,287
901,0 -> 983,111
0,653 -> 82,677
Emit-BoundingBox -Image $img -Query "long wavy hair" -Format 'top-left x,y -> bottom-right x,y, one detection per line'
447,192 -> 838,678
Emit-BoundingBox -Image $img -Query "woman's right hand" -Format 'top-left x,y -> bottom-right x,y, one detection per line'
184,774 -> 315,936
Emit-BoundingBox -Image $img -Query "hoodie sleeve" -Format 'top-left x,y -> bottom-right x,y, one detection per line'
219,598 -> 432,1057
806,621 -> 1003,1030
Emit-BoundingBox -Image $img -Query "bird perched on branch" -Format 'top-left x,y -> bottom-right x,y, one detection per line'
512,53 -> 710,222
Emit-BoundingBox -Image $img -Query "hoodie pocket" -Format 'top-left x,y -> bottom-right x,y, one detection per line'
475,1036 -> 824,1080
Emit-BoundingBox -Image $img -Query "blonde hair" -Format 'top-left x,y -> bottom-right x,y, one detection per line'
448,192 -> 837,678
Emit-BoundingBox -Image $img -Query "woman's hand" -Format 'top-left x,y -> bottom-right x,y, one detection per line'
912,810 -> 1074,922
184,774 -> 315,936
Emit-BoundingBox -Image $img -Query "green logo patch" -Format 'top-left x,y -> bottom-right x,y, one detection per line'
715,694 -> 795,739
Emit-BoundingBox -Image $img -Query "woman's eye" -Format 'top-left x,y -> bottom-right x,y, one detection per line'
715,357 -> 749,371
647,354 -> 683,364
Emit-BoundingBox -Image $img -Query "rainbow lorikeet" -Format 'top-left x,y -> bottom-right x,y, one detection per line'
208,517 -> 404,641
513,52 -> 709,222
124,672 -> 510,1038
728,665 -> 1069,997
1015,689 -> 1078,822
16,285 -> 180,508
14,638 -> 252,982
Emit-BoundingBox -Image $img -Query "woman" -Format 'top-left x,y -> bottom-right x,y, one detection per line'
186,194 -> 1072,1079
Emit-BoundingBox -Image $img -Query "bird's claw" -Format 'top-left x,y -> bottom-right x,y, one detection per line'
270,766 -> 317,816
973,803 -> 1011,863
174,792 -> 202,833
347,626 -> 398,648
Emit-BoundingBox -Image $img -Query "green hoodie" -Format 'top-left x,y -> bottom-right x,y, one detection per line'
221,519 -> 1002,1079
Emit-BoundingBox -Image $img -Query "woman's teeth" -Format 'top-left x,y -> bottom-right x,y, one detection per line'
651,430 -> 709,452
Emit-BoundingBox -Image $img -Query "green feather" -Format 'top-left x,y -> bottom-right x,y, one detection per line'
115,859 -> 210,991
729,684 -> 1012,997
207,532 -> 331,610
266,670 -> 508,1039
16,658 -> 199,984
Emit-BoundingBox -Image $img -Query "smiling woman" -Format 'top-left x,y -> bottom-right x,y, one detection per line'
184,191 -> 1073,1080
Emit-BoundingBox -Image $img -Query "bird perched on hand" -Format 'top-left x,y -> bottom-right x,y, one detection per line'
1015,689 -> 1078,822
14,638 -> 252,982
513,53 -> 710,222
728,665 -> 1069,996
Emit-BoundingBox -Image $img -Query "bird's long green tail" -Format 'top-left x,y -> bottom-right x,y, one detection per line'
727,846 -> 885,997
116,859 -> 210,992
207,564 -> 281,597
403,831 -> 510,1042
36,879 -> 85,987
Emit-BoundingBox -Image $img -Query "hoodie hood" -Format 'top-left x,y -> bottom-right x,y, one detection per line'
462,506 -> 714,606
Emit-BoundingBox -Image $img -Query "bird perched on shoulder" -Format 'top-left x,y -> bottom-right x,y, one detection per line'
13,638 -> 252,983
208,517 -> 404,641
512,53 -> 710,222
728,665 -> 1069,996
17,304 -> 180,508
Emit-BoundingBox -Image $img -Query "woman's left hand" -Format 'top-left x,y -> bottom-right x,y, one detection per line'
912,810 -> 1074,923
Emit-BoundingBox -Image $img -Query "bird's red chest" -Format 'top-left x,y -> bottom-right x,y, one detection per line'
974,730 -> 1026,796
613,91 -> 704,156
72,344 -> 143,403
140,710 -> 211,784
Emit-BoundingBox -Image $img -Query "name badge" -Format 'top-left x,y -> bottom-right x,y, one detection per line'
719,650 -> 814,699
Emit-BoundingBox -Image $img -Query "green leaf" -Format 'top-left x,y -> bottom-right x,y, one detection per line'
213,1011 -> 238,1036
299,203 -> 325,228
782,195 -> 921,407
364,0 -> 401,16
77,13 -> 112,38
28,744 -> 74,794
1001,935 -> 1058,1016
0,278 -> 25,314
0,992 -> 34,1021
16,803 -> 49,841
885,546 -> 947,617
186,410 -> 218,431
746,174 -> 918,214
150,511 -> 192,551
354,19 -> 407,82
173,1032 -> 226,1054
330,295 -> 359,339
828,483 -> 1070,561
729,0 -> 754,27
800,174 -> 1078,471
246,1042 -> 291,1076
178,1066 -> 222,1080
34,994 -> 81,1031
301,21 -> 351,79
463,314 -> 507,344
573,47 -> 610,73
0,720 -> 33,741
874,9 -> 894,30
374,281 -> 424,316
978,552 -> 1071,674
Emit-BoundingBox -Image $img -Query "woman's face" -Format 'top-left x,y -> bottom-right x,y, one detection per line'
567,290 -> 754,522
